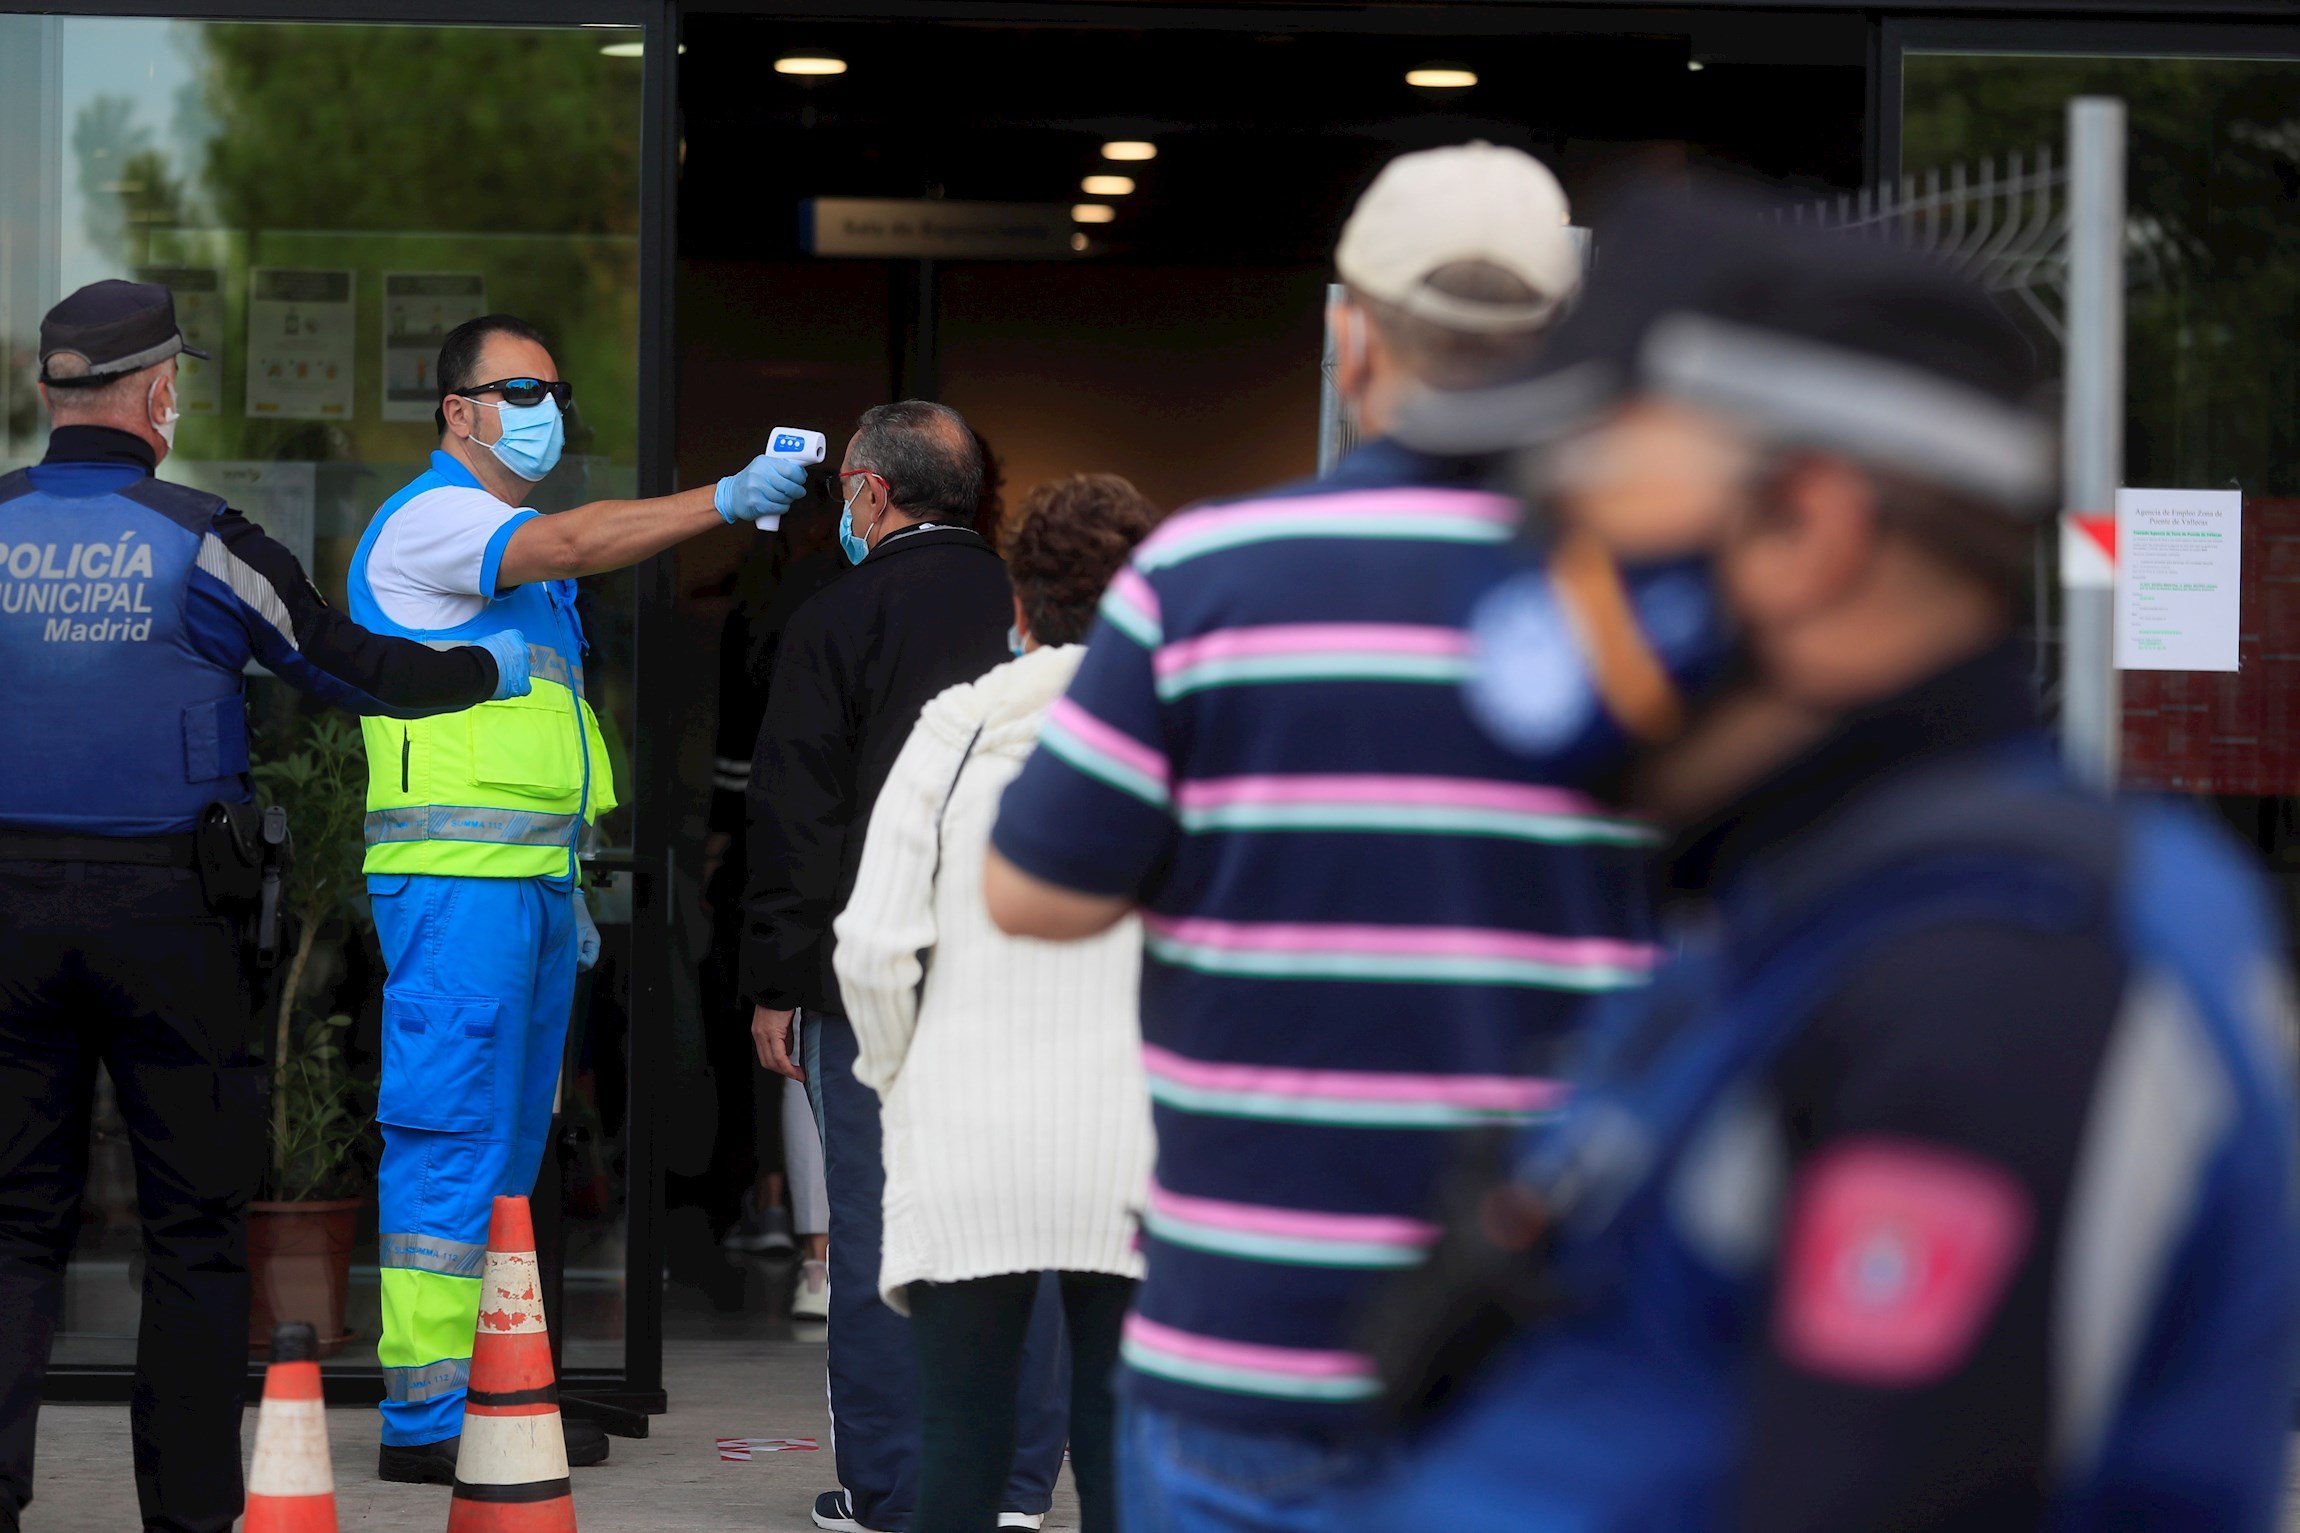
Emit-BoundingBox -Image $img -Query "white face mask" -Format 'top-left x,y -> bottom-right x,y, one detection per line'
148,375 -> 179,451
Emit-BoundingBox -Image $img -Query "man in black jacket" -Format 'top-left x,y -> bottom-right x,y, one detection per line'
742,400 -> 1068,1533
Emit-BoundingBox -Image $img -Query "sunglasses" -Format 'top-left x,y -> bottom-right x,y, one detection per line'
453,376 -> 574,408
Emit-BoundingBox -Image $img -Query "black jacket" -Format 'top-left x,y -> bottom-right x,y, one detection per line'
739,523 -> 1011,1012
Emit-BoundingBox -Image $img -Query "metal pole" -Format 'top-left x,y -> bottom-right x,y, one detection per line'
1317,282 -> 1350,477
2061,97 -> 2126,786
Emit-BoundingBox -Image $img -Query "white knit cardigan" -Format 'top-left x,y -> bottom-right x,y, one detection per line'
835,644 -> 1152,1313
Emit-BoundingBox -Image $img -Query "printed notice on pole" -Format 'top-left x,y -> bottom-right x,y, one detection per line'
382,273 -> 486,422
246,268 -> 354,421
2116,487 -> 2242,673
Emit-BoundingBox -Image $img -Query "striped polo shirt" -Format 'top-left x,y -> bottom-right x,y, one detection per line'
989,438 -> 1656,1434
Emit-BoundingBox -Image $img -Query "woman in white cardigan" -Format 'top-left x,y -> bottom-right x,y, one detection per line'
835,476 -> 1159,1533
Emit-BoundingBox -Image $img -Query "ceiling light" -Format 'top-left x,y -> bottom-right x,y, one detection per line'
775,54 -> 848,75
1406,67 -> 1477,89
1072,203 -> 1116,224
1687,59 -> 1706,72
1070,233 -> 1090,252
1101,140 -> 1157,162
1081,174 -> 1136,196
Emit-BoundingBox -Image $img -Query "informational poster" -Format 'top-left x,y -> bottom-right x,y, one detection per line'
173,460 -> 318,568
246,268 -> 354,421
134,266 -> 223,415
2116,487 -> 2243,673
382,273 -> 486,422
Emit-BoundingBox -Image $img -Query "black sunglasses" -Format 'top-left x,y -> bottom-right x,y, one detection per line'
452,376 -> 574,409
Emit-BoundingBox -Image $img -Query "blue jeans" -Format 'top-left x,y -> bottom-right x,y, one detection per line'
803,1010 -> 1069,1530
1119,1401 -> 1393,1533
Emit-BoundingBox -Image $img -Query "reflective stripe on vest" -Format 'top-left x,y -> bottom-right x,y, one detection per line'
364,805 -> 583,850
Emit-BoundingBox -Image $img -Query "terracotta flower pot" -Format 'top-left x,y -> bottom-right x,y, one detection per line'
248,1198 -> 363,1358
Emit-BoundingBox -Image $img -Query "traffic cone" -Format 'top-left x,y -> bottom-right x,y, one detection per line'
447,1196 -> 576,1532
245,1321 -> 339,1533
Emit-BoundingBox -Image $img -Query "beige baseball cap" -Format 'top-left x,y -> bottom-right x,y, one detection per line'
1335,141 -> 1577,334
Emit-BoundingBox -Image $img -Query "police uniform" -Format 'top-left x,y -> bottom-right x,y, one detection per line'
345,446 -> 616,1465
0,281 -> 515,1533
1372,199 -> 2300,1531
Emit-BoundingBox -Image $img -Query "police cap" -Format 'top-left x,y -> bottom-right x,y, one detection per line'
38,279 -> 211,388
1397,181 -> 2055,514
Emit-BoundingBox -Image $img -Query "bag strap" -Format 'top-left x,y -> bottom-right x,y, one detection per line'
914,723 -> 985,1005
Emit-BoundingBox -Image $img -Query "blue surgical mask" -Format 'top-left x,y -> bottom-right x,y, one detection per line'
473,395 -> 565,483
1464,544 -> 1737,779
839,488 -> 885,566
1008,625 -> 1027,657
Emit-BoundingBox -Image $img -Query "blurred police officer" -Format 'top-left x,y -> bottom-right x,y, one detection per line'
1374,191 -> 2300,1531
0,280 -> 526,1533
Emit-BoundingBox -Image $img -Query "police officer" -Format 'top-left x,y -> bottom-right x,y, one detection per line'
1372,191 -> 2300,1530
0,280 -> 529,1533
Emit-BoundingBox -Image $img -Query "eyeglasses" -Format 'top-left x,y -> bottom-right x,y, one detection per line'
452,377 -> 574,408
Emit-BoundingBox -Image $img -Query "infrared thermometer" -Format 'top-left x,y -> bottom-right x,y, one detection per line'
757,426 -> 828,530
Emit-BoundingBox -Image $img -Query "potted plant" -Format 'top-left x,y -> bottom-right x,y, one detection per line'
247,714 -> 379,1356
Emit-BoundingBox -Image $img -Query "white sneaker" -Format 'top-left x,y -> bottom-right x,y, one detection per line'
997,1515 -> 1045,1530
792,1258 -> 830,1320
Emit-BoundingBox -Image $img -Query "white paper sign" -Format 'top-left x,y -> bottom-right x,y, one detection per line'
2116,487 -> 2243,673
136,266 -> 223,416
246,268 -> 355,421
173,460 -> 319,569
382,273 -> 486,423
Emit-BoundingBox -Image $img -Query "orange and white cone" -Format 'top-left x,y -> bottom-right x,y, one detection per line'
447,1196 -> 576,1532
245,1321 -> 339,1533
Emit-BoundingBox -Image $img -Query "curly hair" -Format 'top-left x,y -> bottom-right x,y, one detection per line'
1002,474 -> 1162,647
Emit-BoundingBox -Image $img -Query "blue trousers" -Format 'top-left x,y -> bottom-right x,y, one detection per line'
1118,1402 -> 1393,1533
371,873 -> 575,1446
804,1011 -> 1069,1530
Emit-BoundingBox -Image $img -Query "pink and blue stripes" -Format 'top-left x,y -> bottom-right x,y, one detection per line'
1144,1180 -> 1440,1268
1100,566 -> 1162,648
1137,488 -> 1517,572
1174,773 -> 1656,847
1140,1042 -> 1569,1129
1154,624 -> 1472,699
1038,697 -> 1169,808
1142,914 -> 1657,995
1121,1313 -> 1381,1403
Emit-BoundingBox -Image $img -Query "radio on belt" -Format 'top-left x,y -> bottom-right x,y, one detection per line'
757,427 -> 827,531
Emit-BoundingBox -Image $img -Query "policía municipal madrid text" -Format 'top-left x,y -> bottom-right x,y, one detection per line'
0,536 -> 158,642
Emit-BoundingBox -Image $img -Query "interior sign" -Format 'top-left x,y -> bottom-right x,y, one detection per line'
2116,486 -> 2243,673
803,199 -> 1078,259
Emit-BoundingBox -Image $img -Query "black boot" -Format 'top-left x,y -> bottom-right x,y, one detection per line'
378,1419 -> 610,1483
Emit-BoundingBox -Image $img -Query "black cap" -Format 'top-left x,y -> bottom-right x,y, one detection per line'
38,279 -> 211,388
1397,181 -> 2056,514
270,1321 -> 319,1363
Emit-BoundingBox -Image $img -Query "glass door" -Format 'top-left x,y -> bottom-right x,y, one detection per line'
0,9 -> 657,1401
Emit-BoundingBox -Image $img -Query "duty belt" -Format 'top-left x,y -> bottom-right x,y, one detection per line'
0,828 -> 199,868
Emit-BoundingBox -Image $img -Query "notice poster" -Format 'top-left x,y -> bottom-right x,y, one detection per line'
2116,487 -> 2243,673
173,460 -> 318,569
246,268 -> 354,421
135,266 -> 223,415
382,273 -> 486,422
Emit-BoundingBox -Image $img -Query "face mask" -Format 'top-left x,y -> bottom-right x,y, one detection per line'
839,487 -> 886,566
1463,535 -> 1738,781
149,376 -> 179,452
468,394 -> 565,482
1008,624 -> 1027,658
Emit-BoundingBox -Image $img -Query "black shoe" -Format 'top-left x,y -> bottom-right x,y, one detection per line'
378,1437 -> 459,1485
379,1419 -> 609,1484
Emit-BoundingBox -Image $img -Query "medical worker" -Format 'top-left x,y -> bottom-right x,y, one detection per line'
0,279 -> 522,1533
1372,188 -> 2300,1531
348,313 -> 807,1482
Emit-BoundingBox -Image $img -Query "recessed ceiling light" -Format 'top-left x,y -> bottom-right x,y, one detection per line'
1070,233 -> 1090,252
775,54 -> 848,76
1687,59 -> 1706,72
1072,203 -> 1116,224
1081,174 -> 1136,196
1406,67 -> 1477,89
1101,141 -> 1157,162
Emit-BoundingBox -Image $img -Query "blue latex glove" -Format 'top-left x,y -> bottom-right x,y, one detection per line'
478,629 -> 532,700
573,888 -> 601,972
714,453 -> 810,528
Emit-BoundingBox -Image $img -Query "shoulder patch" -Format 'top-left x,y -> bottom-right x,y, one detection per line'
1775,1137 -> 2031,1387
